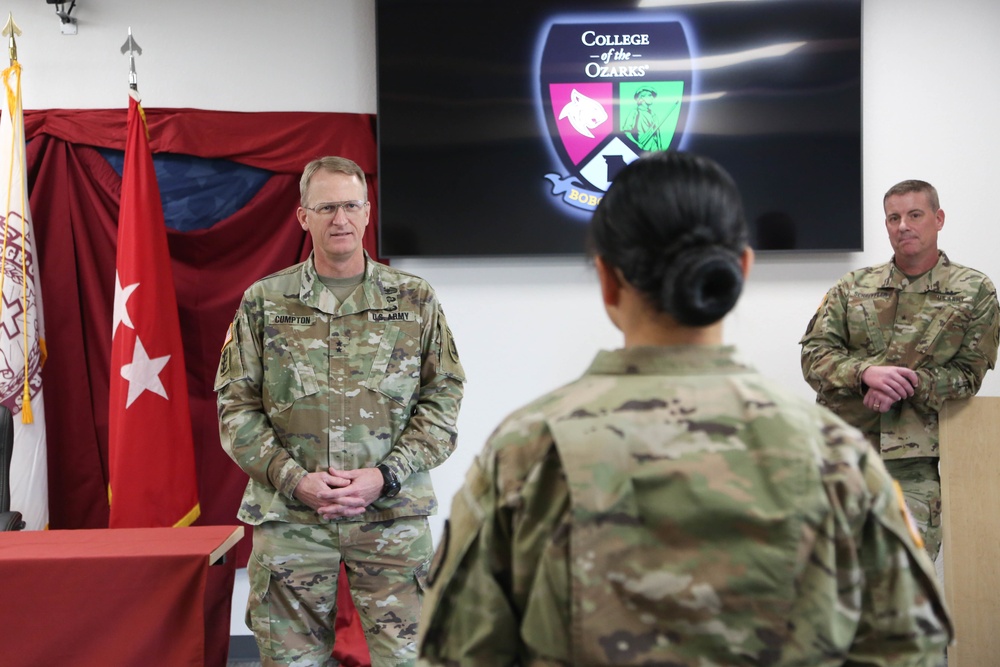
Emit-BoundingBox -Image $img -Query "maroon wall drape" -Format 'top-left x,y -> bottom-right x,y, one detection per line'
24,108 -> 380,568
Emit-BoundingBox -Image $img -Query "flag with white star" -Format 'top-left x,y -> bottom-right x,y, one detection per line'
108,92 -> 200,528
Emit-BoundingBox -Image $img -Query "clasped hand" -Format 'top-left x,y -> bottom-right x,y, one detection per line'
862,365 -> 919,413
293,467 -> 385,520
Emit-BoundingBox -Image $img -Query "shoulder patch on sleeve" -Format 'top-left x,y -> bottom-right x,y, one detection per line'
215,320 -> 247,390
436,315 -> 465,382
802,292 -> 830,337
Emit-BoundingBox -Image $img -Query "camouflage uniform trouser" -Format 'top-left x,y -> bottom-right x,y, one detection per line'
884,457 -> 941,562
247,516 -> 432,667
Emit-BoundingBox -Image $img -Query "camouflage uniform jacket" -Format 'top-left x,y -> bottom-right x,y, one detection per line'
800,251 -> 999,459
215,252 -> 465,525
419,345 -> 951,666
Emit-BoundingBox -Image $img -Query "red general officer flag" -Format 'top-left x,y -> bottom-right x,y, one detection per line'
108,92 -> 200,527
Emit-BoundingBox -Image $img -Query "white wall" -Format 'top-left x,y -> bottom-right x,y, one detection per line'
17,0 -> 1000,637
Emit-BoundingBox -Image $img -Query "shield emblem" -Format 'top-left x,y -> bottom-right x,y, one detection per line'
537,18 -> 692,212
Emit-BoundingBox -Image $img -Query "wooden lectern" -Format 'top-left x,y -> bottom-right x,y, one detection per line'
940,397 -> 1000,666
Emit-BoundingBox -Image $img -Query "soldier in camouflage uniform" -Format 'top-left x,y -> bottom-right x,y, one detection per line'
216,156 -> 465,667
418,153 -> 951,666
801,180 -> 999,562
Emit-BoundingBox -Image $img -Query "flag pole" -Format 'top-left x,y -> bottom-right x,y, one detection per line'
109,28 -> 200,527
0,14 -> 33,423
0,12 -> 47,529
0,14 -> 16,331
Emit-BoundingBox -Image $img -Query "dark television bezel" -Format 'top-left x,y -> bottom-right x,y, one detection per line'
375,0 -> 863,258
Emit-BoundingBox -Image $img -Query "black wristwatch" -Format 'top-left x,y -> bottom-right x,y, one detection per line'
377,464 -> 401,499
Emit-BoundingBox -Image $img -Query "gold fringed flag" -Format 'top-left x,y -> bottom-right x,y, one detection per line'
0,23 -> 49,531
108,91 -> 200,527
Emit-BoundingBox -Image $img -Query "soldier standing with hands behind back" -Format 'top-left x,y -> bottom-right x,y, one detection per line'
801,179 -> 999,563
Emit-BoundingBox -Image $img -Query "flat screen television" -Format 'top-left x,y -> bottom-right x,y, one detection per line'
376,0 -> 862,257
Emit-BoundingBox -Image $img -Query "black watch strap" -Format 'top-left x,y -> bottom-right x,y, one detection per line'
377,464 -> 401,498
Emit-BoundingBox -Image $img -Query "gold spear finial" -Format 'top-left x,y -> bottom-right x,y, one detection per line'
2,13 -> 21,65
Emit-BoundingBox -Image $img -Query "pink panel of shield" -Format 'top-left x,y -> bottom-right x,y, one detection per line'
549,82 -> 614,165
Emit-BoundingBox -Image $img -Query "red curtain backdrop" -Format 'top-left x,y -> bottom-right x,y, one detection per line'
24,108 -> 380,560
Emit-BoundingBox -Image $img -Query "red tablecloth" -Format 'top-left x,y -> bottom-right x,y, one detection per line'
0,525 -> 243,666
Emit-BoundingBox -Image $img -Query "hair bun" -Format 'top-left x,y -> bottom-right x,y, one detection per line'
588,151 -> 748,325
661,246 -> 743,326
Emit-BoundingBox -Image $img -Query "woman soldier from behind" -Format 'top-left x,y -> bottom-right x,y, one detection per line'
418,151 -> 951,666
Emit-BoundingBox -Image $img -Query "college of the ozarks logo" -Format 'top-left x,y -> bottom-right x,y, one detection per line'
537,18 -> 692,212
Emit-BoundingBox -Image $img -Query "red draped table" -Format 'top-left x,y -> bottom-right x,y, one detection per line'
0,525 -> 243,666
